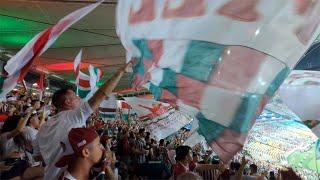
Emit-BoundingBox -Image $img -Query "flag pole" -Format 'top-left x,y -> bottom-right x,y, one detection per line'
39,91 -> 43,101
22,80 -> 28,92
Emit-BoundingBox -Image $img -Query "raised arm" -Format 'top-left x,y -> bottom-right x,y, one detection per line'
6,110 -> 33,140
235,156 -> 249,180
88,62 -> 131,111
39,107 -> 47,128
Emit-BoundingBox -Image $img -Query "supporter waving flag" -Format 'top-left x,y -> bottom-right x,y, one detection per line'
116,0 -> 320,162
0,0 -> 103,100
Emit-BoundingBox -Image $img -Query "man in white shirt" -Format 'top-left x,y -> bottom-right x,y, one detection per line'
24,113 -> 40,143
34,63 -> 131,179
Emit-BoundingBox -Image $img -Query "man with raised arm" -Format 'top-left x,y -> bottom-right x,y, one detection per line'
34,63 -> 131,179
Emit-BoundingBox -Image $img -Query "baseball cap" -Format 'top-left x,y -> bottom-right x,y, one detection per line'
55,128 -> 99,167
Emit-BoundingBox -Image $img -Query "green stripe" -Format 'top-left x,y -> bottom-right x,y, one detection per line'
0,76 -> 6,94
132,39 -> 155,76
149,83 -> 162,100
94,67 -> 99,75
231,93 -> 262,133
77,88 -> 90,99
197,112 -> 226,143
265,66 -> 290,97
181,41 -> 225,82
159,68 -> 177,95
99,113 -> 116,118
133,39 -> 153,59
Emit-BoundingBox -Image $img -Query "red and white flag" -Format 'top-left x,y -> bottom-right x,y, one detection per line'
0,0 -> 103,99
73,50 -> 103,100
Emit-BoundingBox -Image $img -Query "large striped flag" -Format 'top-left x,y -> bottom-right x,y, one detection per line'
73,50 -> 103,100
99,94 -> 118,121
119,101 -> 132,121
117,0 -> 320,162
0,0 -> 103,100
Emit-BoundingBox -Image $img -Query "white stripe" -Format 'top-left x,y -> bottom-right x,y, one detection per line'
79,71 -> 90,81
89,65 -> 99,92
74,49 -> 83,73
0,71 -> 20,98
200,86 -> 245,127
149,66 -> 164,86
158,40 -> 189,73
247,56 -> 285,94
99,94 -> 118,109
77,86 -> 91,91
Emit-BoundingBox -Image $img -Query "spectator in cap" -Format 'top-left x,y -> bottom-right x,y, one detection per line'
56,128 -> 115,180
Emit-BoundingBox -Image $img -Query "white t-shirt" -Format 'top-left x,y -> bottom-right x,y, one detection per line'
60,170 -> 77,180
24,126 -> 38,142
35,102 -> 92,180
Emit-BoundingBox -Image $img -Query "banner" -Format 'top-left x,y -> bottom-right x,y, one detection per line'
123,97 -> 171,122
145,110 -> 192,140
117,0 -> 320,162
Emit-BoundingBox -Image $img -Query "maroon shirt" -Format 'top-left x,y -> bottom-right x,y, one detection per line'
173,162 -> 196,180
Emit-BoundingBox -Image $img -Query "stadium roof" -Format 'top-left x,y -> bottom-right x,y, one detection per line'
0,0 -> 319,90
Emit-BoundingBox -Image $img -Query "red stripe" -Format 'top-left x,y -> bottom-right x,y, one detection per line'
210,130 -> 246,163
148,40 -> 163,67
99,108 -> 116,112
121,102 -> 131,109
160,89 -> 177,104
177,74 -> 206,109
19,28 -> 52,81
79,78 -> 90,88
129,0 -> 155,24
163,0 -> 206,19
209,46 -> 266,93
38,73 -> 45,90
50,18 -> 74,38
75,66 -> 80,79
217,0 -> 260,22
99,68 -> 104,78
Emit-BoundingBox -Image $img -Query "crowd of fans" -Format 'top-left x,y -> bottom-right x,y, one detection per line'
0,65 -> 309,179
0,94 -> 307,179
242,116 -> 319,179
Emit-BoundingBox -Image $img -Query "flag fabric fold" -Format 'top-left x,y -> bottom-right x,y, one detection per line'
116,0 -> 320,162
0,0 -> 103,99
